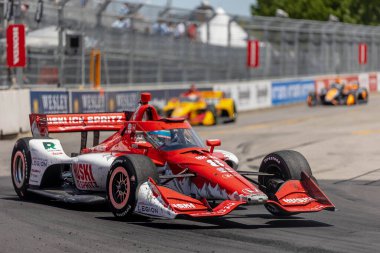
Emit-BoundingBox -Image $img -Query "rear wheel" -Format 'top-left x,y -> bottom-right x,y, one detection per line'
358,89 -> 369,104
307,93 -> 317,107
11,138 -> 33,199
258,150 -> 315,216
106,155 -> 158,219
230,102 -> 238,122
203,105 -> 218,126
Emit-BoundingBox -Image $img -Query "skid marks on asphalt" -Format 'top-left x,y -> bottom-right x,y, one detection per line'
334,168 -> 380,186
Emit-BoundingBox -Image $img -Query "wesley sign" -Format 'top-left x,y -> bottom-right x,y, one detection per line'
6,24 -> 26,68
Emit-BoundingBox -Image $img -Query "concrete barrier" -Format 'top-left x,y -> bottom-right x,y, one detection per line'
1,71 -> 379,137
0,89 -> 30,136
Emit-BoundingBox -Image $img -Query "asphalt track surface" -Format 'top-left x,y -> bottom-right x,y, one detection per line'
1,95 -> 380,253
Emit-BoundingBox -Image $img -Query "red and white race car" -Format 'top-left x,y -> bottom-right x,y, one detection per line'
11,93 -> 335,219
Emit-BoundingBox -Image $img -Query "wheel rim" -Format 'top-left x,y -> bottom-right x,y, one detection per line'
261,165 -> 286,192
13,151 -> 26,188
108,167 -> 131,210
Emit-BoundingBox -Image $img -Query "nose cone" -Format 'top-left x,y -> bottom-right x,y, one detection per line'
171,103 -> 192,118
167,152 -> 268,204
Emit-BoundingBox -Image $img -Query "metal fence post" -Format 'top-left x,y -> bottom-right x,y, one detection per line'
57,0 -> 70,87
128,32 -> 135,85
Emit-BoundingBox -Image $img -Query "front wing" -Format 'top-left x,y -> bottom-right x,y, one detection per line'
134,178 -> 245,219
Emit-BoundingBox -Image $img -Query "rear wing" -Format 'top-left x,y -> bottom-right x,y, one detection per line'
200,91 -> 224,99
29,112 -> 133,137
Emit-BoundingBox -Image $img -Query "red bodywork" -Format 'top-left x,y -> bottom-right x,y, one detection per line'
29,93 -> 335,218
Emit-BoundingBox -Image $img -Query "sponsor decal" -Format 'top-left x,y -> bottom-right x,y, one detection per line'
102,154 -> 115,161
222,174 -> 233,179
242,188 -> 259,195
32,157 -> 48,167
207,159 -> 225,167
195,155 -> 207,160
216,167 -> 236,173
73,163 -> 98,189
46,115 -> 123,125
43,142 -> 57,150
138,204 -> 159,215
172,203 -> 196,209
216,202 -> 237,214
263,156 -> 280,164
282,197 -> 314,204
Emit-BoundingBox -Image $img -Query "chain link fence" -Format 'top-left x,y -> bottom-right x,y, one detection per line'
1,0 -> 380,88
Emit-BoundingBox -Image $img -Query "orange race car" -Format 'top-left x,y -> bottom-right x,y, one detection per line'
307,81 -> 368,106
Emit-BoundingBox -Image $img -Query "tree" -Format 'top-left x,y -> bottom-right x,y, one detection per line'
251,0 -> 380,25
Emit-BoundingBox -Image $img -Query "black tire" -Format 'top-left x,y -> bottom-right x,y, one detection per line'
11,138 -> 33,199
106,154 -> 158,219
307,93 -> 317,107
358,89 -> 369,104
207,105 -> 218,126
258,150 -> 315,216
230,102 -> 238,122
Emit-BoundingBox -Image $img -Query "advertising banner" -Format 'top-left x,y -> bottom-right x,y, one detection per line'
107,91 -> 139,112
30,91 -> 69,114
271,79 -> 314,106
358,73 -> 370,90
70,90 -> 106,113
368,73 -> 377,92
214,81 -> 271,111
6,24 -> 26,68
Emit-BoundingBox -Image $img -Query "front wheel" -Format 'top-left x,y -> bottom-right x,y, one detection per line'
258,150 -> 315,216
106,155 -> 158,219
307,93 -> 317,107
11,138 -> 33,199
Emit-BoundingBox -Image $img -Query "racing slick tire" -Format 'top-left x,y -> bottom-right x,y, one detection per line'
357,89 -> 369,104
258,150 -> 316,217
11,138 -> 33,199
106,154 -> 159,219
307,93 -> 317,107
203,105 -> 218,126
230,102 -> 238,122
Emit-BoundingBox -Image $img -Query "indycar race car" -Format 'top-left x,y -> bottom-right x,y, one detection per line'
11,93 -> 335,219
163,86 -> 237,126
307,82 -> 368,106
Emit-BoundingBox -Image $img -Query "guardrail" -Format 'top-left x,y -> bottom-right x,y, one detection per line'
1,72 -> 379,136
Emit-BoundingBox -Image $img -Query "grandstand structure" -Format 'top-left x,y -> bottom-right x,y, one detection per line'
1,0 -> 380,87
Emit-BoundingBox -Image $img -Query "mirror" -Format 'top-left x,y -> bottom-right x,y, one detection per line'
206,139 -> 221,153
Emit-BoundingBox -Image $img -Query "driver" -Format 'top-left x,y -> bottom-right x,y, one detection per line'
148,129 -> 184,147
148,130 -> 173,147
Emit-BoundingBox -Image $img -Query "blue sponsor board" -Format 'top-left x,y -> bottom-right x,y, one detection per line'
30,90 -> 70,114
107,91 -> 139,112
271,80 -> 314,105
71,91 -> 106,113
